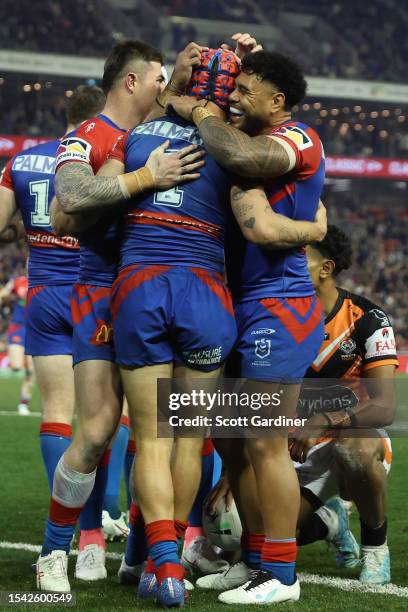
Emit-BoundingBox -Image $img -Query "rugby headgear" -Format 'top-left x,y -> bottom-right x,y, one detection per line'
186,48 -> 240,110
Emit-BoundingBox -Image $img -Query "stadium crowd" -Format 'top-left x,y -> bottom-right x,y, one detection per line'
1,0 -> 407,83
0,78 -> 407,159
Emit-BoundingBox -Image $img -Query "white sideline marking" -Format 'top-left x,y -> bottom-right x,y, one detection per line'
1,541 -> 408,598
0,410 -> 41,417
299,571 -> 408,598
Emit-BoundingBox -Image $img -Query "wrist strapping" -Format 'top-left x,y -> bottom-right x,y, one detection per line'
192,106 -> 218,127
118,166 -> 155,199
322,409 -> 355,429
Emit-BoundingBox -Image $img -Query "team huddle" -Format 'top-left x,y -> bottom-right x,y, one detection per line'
0,32 -> 397,607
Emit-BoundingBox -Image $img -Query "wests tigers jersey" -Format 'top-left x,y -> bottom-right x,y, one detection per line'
306,288 -> 398,379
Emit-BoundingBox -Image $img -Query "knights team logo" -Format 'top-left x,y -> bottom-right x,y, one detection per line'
56,137 -> 92,165
254,338 -> 271,359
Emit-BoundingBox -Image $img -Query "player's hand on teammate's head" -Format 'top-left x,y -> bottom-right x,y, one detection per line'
171,42 -> 209,93
231,32 -> 263,60
204,475 -> 234,516
166,96 -> 225,123
313,200 -> 328,242
146,139 -> 205,190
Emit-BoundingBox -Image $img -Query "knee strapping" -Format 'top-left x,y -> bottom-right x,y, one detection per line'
52,455 -> 96,508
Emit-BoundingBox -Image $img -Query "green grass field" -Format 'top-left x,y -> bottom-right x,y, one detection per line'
1,375 -> 408,611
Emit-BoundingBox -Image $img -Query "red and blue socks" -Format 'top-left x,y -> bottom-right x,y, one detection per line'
41,455 -> 96,556
145,520 -> 184,583
125,502 -> 147,567
104,416 -> 129,519
241,532 -> 264,569
78,449 -> 111,549
39,423 -> 72,491
261,538 -> 297,586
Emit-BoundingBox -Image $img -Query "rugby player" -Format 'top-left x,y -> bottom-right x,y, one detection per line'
0,85 -> 104,453
203,226 -> 396,588
170,50 -> 326,604
61,42 -> 327,605
37,40 -> 206,593
0,274 -> 33,414
292,225 -> 396,585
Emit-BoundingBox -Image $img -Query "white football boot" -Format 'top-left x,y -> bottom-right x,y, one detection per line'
36,550 -> 70,592
360,544 -> 391,584
102,510 -> 129,541
182,536 -> 230,577
17,403 -> 30,415
75,544 -> 107,581
218,570 -> 300,605
196,561 -> 250,590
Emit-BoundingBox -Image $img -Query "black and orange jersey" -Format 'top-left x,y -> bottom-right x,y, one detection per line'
306,287 -> 398,380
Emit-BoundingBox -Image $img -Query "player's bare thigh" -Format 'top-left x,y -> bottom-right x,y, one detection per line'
172,363 -> 222,454
333,430 -> 386,496
33,355 -> 75,423
8,344 -> 25,370
334,430 -> 385,469
120,363 -> 173,440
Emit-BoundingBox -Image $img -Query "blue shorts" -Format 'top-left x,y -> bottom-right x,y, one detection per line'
7,322 -> 26,347
25,285 -> 73,356
111,265 -> 237,370
71,283 -> 115,366
233,296 -> 324,382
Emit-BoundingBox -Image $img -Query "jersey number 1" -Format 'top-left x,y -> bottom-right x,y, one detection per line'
30,180 -> 50,226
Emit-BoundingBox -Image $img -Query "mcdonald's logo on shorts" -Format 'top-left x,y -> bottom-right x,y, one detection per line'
91,322 -> 113,346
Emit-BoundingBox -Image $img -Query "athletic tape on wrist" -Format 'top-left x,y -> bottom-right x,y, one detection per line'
118,167 -> 155,199
192,106 -> 217,127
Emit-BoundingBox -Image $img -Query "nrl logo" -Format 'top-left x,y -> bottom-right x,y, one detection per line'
255,338 -> 271,359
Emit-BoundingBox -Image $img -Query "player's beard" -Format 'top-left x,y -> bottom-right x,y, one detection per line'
234,113 -> 266,136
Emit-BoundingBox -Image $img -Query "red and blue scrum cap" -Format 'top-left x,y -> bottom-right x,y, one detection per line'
186,48 -> 240,110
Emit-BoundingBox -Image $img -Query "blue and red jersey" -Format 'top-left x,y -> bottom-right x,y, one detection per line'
227,120 -> 325,301
109,115 -> 230,274
0,141 -> 79,288
55,114 -> 125,287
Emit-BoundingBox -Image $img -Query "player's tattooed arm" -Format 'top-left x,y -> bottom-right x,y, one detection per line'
55,162 -> 125,214
198,117 -> 291,178
55,143 -> 205,214
230,185 -> 327,249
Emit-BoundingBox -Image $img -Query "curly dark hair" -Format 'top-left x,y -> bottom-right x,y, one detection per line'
312,225 -> 353,276
241,51 -> 307,110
